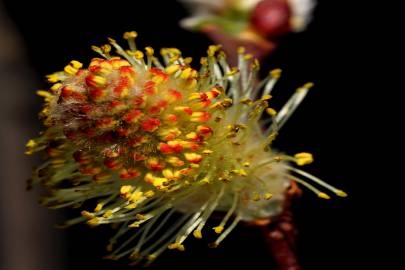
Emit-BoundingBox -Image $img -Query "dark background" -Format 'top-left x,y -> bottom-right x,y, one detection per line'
0,0 -> 374,269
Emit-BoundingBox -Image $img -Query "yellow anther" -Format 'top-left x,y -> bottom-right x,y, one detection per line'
120,185 -> 133,195
251,59 -> 260,69
184,153 -> 202,163
188,92 -> 201,100
136,214 -> 146,220
90,75 -> 107,86
270,68 -> 282,78
133,50 -> 144,59
252,193 -> 261,201
123,31 -> 138,39
103,210 -> 113,218
94,203 -> 104,212
180,67 -> 193,79
261,94 -> 272,101
266,108 -> 277,117
185,78 -> 197,90
81,210 -> 95,219
70,60 -> 83,69
200,177 -> 210,184
226,67 -> 239,76
144,190 -> 155,198
125,203 -> 138,209
152,177 -> 168,189
294,152 -> 313,166
207,45 -> 222,56
168,242 -> 185,251
213,226 -> 224,234
193,230 -> 202,239
186,132 -> 198,139
237,46 -> 245,54
147,254 -> 157,261
26,139 -> 37,149
184,57 -> 193,64
50,83 -> 62,92
129,221 -> 141,228
318,192 -> 331,199
46,73 -> 62,83
335,190 -> 348,197
145,46 -> 154,56
162,169 -> 178,180
263,193 -> 273,200
202,149 -> 213,155
238,169 -> 247,176
304,82 -> 314,89
244,54 -> 253,60
88,217 -> 101,226
129,191 -> 143,203
101,44 -> 111,53
243,161 -> 251,167
240,98 -> 253,105
36,90 -> 53,100
200,57 -> 208,65
64,64 -> 78,75
165,64 -> 181,75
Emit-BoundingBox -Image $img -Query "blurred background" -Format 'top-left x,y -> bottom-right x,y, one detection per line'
0,0 -> 370,269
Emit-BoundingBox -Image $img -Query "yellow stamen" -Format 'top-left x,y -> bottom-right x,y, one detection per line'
193,230 -> 202,239
213,226 -> 224,234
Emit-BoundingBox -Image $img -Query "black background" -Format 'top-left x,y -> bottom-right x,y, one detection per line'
1,0 -> 374,269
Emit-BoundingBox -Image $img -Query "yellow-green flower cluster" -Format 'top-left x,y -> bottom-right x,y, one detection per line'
26,31 -> 346,264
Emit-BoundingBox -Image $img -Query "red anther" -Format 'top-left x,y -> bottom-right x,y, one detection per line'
191,111 -> 211,122
200,93 -> 209,101
132,153 -> 146,161
76,70 -> 86,76
141,118 -> 161,132
113,76 -> 129,97
186,142 -> 200,150
149,68 -> 169,81
169,143 -> 183,153
93,171 -> 111,182
149,99 -> 168,114
184,107 -> 193,115
123,109 -> 143,124
147,158 -> 165,171
108,100 -> 127,113
73,151 -> 91,164
45,147 -> 60,157
89,88 -> 106,101
119,66 -> 135,74
64,130 -> 77,140
80,104 -> 93,114
119,168 -> 140,179
168,89 -> 183,101
166,114 -> 178,123
89,65 -> 102,73
104,158 -> 123,170
96,117 -> 116,129
85,75 -> 106,88
83,127 -> 97,137
80,165 -> 102,175
128,136 -> 147,147
144,81 -> 156,95
196,125 -> 213,136
61,86 -> 87,102
116,127 -> 130,137
159,143 -> 173,154
110,59 -> 131,67
132,96 -> 146,107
